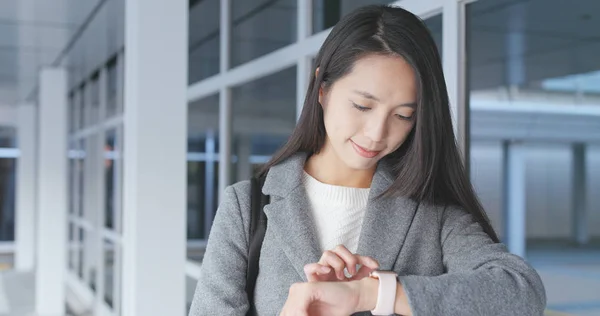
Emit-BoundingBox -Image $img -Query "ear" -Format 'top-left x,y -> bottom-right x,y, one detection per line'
318,86 -> 324,106
315,67 -> 325,106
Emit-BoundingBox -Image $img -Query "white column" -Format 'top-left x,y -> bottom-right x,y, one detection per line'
218,0 -> 232,200
296,0 -> 312,120
572,143 -> 588,245
35,68 -> 68,316
122,0 -> 187,315
502,141 -> 527,258
15,103 -> 37,272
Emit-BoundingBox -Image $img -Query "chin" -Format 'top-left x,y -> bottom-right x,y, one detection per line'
331,143 -> 382,170
342,155 -> 380,171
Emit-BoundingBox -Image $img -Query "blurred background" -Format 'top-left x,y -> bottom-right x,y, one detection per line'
0,0 -> 598,315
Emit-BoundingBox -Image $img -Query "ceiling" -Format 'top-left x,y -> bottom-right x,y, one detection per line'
0,0 -> 100,106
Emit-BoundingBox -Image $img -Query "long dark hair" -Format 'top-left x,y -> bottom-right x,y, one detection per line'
259,5 -> 499,243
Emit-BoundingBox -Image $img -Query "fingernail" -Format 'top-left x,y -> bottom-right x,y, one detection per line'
345,267 -> 354,277
321,266 -> 331,273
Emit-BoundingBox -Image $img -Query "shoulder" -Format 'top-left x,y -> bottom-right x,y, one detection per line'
416,202 -> 472,226
437,204 -> 497,248
413,201 -> 448,224
220,180 -> 254,222
226,179 -> 252,205
211,180 -> 253,246
414,202 -> 475,238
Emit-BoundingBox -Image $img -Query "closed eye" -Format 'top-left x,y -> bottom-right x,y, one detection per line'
352,102 -> 370,111
395,114 -> 413,120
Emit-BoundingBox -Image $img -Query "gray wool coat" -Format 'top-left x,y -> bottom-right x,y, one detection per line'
189,153 -> 546,316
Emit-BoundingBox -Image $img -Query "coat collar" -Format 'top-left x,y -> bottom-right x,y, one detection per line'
262,152 -> 419,280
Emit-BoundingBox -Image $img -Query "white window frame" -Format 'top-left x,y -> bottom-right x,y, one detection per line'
183,0 -> 477,282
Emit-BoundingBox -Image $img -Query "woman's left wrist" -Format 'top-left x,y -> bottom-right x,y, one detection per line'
352,277 -> 378,312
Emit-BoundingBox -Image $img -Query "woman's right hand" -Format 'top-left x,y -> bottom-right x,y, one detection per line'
303,245 -> 379,282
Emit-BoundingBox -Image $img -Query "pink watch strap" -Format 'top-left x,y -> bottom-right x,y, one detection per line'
370,271 -> 398,315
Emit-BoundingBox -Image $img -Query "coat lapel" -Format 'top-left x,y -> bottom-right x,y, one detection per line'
355,161 -> 419,271
262,153 -> 419,279
262,153 -> 322,281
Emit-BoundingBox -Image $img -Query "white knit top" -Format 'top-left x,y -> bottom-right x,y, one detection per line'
302,171 -> 370,253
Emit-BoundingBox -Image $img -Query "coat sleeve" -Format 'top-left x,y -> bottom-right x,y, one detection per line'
398,206 -> 547,316
188,184 -> 251,316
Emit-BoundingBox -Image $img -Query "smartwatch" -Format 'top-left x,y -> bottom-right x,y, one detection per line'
369,270 -> 398,315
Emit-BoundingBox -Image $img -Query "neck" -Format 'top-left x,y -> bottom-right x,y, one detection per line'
304,145 -> 375,188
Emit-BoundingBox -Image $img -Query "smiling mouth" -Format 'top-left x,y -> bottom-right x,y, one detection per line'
350,140 -> 382,158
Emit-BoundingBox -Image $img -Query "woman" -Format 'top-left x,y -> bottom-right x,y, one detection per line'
189,4 -> 546,316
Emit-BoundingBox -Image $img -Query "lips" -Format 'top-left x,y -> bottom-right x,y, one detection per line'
351,140 -> 382,159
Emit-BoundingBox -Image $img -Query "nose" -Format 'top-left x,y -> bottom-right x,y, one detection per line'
363,114 -> 388,143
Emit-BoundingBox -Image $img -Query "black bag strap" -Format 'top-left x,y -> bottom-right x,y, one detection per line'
246,175 -> 270,316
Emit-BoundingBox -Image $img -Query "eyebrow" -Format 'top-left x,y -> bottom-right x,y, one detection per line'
353,89 -> 417,109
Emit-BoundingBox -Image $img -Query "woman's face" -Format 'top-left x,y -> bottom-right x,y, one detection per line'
320,54 -> 417,171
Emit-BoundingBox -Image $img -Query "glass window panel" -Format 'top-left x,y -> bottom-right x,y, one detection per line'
105,130 -> 117,230
88,230 -> 97,292
231,66 -> 297,184
68,222 -> 75,271
466,2 -> 600,313
78,227 -> 85,279
467,0 -> 600,240
118,56 -> 124,115
77,140 -> 86,218
230,0 -> 297,67
68,92 -> 76,133
89,72 -> 100,125
72,225 -> 81,274
189,0 -> 220,84
424,14 -> 442,56
104,239 -> 114,308
79,83 -> 86,128
117,126 -> 124,234
68,222 -> 74,241
188,137 -> 206,153
187,160 -> 206,241
83,135 -> 99,226
312,0 -> 394,33
187,94 -> 219,263
68,141 -> 76,215
106,57 -> 118,118
0,158 -> 16,241
0,126 -> 16,148
73,91 -> 81,131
